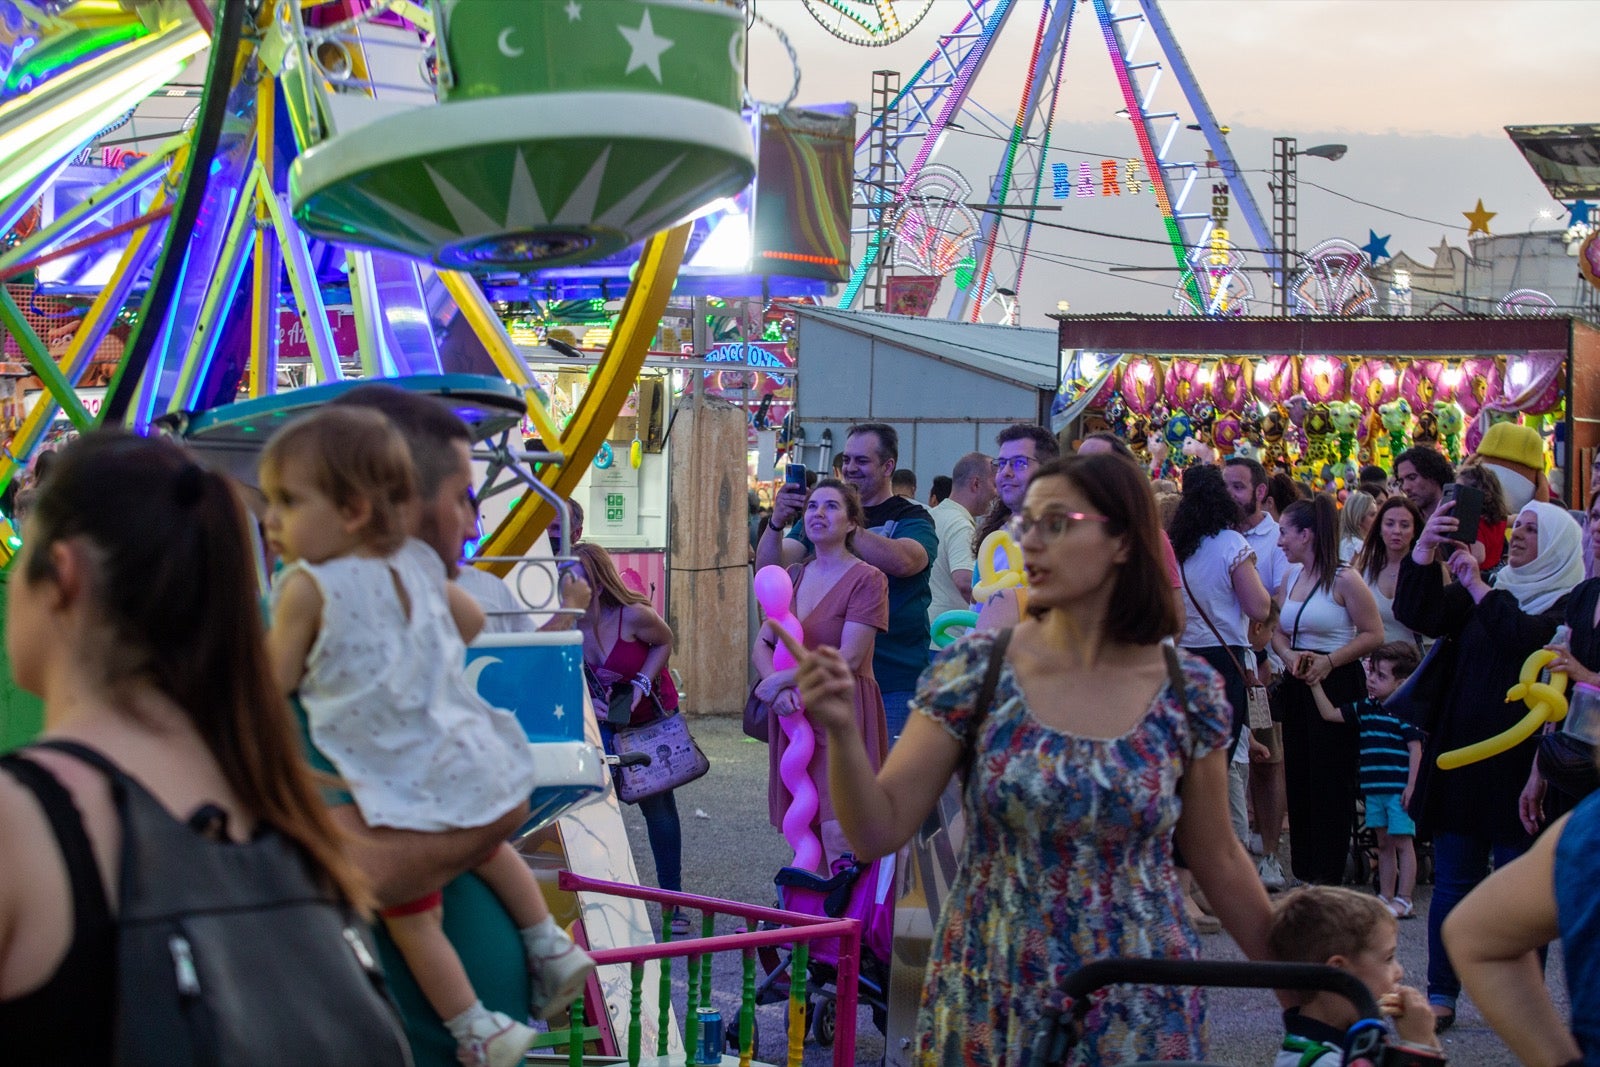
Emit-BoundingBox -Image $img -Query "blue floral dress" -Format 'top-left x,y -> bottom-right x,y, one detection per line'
913,632 -> 1231,1066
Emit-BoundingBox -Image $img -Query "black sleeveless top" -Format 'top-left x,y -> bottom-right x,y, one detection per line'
0,752 -> 115,1064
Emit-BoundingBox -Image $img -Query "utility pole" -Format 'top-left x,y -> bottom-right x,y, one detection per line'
1272,136 -> 1297,317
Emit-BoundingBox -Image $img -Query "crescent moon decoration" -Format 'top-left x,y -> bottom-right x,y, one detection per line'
497,27 -> 524,58
463,656 -> 515,716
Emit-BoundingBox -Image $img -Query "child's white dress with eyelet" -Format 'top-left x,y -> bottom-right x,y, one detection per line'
275,537 -> 536,832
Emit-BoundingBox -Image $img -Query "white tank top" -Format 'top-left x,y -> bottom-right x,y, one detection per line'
1281,564 -> 1357,653
275,539 -> 537,832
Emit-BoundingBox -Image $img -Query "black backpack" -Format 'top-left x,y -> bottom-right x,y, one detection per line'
28,740 -> 411,1067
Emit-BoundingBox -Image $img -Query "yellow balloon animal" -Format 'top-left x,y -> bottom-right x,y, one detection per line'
1436,648 -> 1568,770
973,529 -> 1028,611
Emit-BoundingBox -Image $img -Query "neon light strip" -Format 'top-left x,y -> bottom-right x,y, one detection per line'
1010,12 -> 1071,301
853,9 -> 982,154
1089,0 -> 1199,308
967,0 -> 1051,321
898,0 -> 1012,202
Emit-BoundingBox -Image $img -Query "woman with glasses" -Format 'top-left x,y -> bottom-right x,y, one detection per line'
1271,495 -> 1385,887
786,454 -> 1272,1064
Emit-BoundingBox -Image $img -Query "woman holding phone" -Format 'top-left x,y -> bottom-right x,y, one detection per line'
1394,498 -> 1585,1031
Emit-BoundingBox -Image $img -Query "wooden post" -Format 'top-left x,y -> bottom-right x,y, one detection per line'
667,394 -> 749,715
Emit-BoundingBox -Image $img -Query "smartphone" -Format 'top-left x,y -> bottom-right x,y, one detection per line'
785,463 -> 808,490
1441,482 -> 1483,543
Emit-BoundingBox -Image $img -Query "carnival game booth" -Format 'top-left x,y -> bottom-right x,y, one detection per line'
1051,315 -> 1600,500
791,307 -> 1057,481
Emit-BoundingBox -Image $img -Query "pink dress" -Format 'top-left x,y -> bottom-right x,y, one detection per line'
767,561 -> 890,858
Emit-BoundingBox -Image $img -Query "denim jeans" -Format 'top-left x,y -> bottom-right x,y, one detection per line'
600,724 -> 683,894
1427,830 -> 1531,1006
882,689 -> 915,742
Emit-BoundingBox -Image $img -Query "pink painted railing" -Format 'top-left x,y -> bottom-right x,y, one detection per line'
557,872 -> 862,1067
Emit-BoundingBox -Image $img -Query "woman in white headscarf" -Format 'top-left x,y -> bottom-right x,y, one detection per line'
1394,499 -> 1586,1031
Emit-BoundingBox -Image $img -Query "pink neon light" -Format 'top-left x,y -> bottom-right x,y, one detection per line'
1093,4 -> 1176,220
898,0 -> 1012,202
968,0 -> 1051,320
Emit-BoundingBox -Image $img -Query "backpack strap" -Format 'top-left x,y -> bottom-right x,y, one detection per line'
27,738 -> 125,781
962,628 -> 1013,782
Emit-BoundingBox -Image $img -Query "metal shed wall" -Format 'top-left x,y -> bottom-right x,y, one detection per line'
793,316 -> 1051,485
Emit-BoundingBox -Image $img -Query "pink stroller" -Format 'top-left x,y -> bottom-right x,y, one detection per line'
733,853 -> 896,1051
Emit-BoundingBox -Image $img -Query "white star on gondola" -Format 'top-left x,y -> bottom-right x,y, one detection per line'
617,10 -> 673,83
564,0 -> 581,22
552,704 -> 565,720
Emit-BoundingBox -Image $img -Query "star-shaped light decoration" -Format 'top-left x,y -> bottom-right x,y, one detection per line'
1463,198 -> 1496,236
618,10 -> 674,83
565,0 -> 581,20
1568,200 -> 1594,227
1359,229 -> 1391,265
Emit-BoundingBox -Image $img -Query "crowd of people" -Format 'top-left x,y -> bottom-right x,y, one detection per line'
9,390 -> 1600,1065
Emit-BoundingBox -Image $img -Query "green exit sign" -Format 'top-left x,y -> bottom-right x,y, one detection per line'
606,493 -> 625,522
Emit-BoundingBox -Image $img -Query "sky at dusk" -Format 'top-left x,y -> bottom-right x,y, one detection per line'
745,0 -> 1597,324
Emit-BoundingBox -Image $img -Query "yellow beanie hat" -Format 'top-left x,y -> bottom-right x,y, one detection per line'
1475,422 -> 1545,470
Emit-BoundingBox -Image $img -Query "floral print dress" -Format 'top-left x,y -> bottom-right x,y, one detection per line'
912,632 -> 1232,1066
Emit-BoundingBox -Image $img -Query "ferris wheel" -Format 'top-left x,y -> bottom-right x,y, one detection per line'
828,0 -> 1276,323
0,0 -> 753,563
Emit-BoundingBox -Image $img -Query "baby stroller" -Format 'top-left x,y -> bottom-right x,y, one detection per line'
730,853 -> 896,1051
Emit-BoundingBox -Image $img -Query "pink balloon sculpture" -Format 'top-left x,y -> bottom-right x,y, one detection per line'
753,565 -> 822,872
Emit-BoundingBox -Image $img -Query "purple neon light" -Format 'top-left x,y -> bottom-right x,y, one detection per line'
966,0 -> 1050,319
897,0 -> 1013,202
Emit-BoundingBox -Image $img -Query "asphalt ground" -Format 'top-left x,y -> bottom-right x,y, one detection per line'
617,714 -> 1567,1065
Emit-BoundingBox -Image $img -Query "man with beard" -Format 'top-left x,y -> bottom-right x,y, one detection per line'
758,421 -> 937,741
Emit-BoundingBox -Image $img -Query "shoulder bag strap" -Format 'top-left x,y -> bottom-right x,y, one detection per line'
962,628 -> 1013,781
1178,561 -> 1252,682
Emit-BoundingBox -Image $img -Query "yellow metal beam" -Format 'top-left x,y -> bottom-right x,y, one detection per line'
477,223 -> 689,573
437,269 -> 563,447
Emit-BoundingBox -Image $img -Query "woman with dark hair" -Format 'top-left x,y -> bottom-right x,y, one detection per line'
1396,497 -> 1585,1030
752,478 -> 888,870
1272,495 -> 1384,886
574,541 -> 687,926
785,454 -> 1273,1063
1353,494 -> 1427,646
0,432 -> 385,1059
1170,466 -> 1273,742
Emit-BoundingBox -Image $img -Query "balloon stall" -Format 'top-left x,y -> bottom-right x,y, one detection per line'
1060,351 -> 1559,488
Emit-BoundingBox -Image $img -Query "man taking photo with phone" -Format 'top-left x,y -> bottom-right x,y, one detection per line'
758,422 -> 937,741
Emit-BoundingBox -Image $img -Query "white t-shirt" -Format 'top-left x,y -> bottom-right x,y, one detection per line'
455,565 -> 536,634
927,497 -> 978,627
1242,513 -> 1290,600
276,538 -> 537,832
1178,529 -> 1255,649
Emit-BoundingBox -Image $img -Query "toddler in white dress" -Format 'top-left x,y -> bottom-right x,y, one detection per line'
261,407 -> 593,1067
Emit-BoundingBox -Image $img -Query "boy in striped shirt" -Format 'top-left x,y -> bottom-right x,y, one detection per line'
1311,642 -> 1424,919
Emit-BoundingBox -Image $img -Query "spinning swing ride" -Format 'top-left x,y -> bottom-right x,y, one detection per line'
0,0 -> 755,568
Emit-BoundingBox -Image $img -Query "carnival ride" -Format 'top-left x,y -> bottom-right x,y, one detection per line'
0,2 -> 764,1059
832,0 -> 1275,322
0,0 -> 754,573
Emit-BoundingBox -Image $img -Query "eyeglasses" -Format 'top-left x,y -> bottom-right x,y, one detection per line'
1007,511 -> 1109,543
992,456 -> 1034,473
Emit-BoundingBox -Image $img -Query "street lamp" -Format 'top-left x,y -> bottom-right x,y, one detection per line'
1272,138 -> 1349,315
